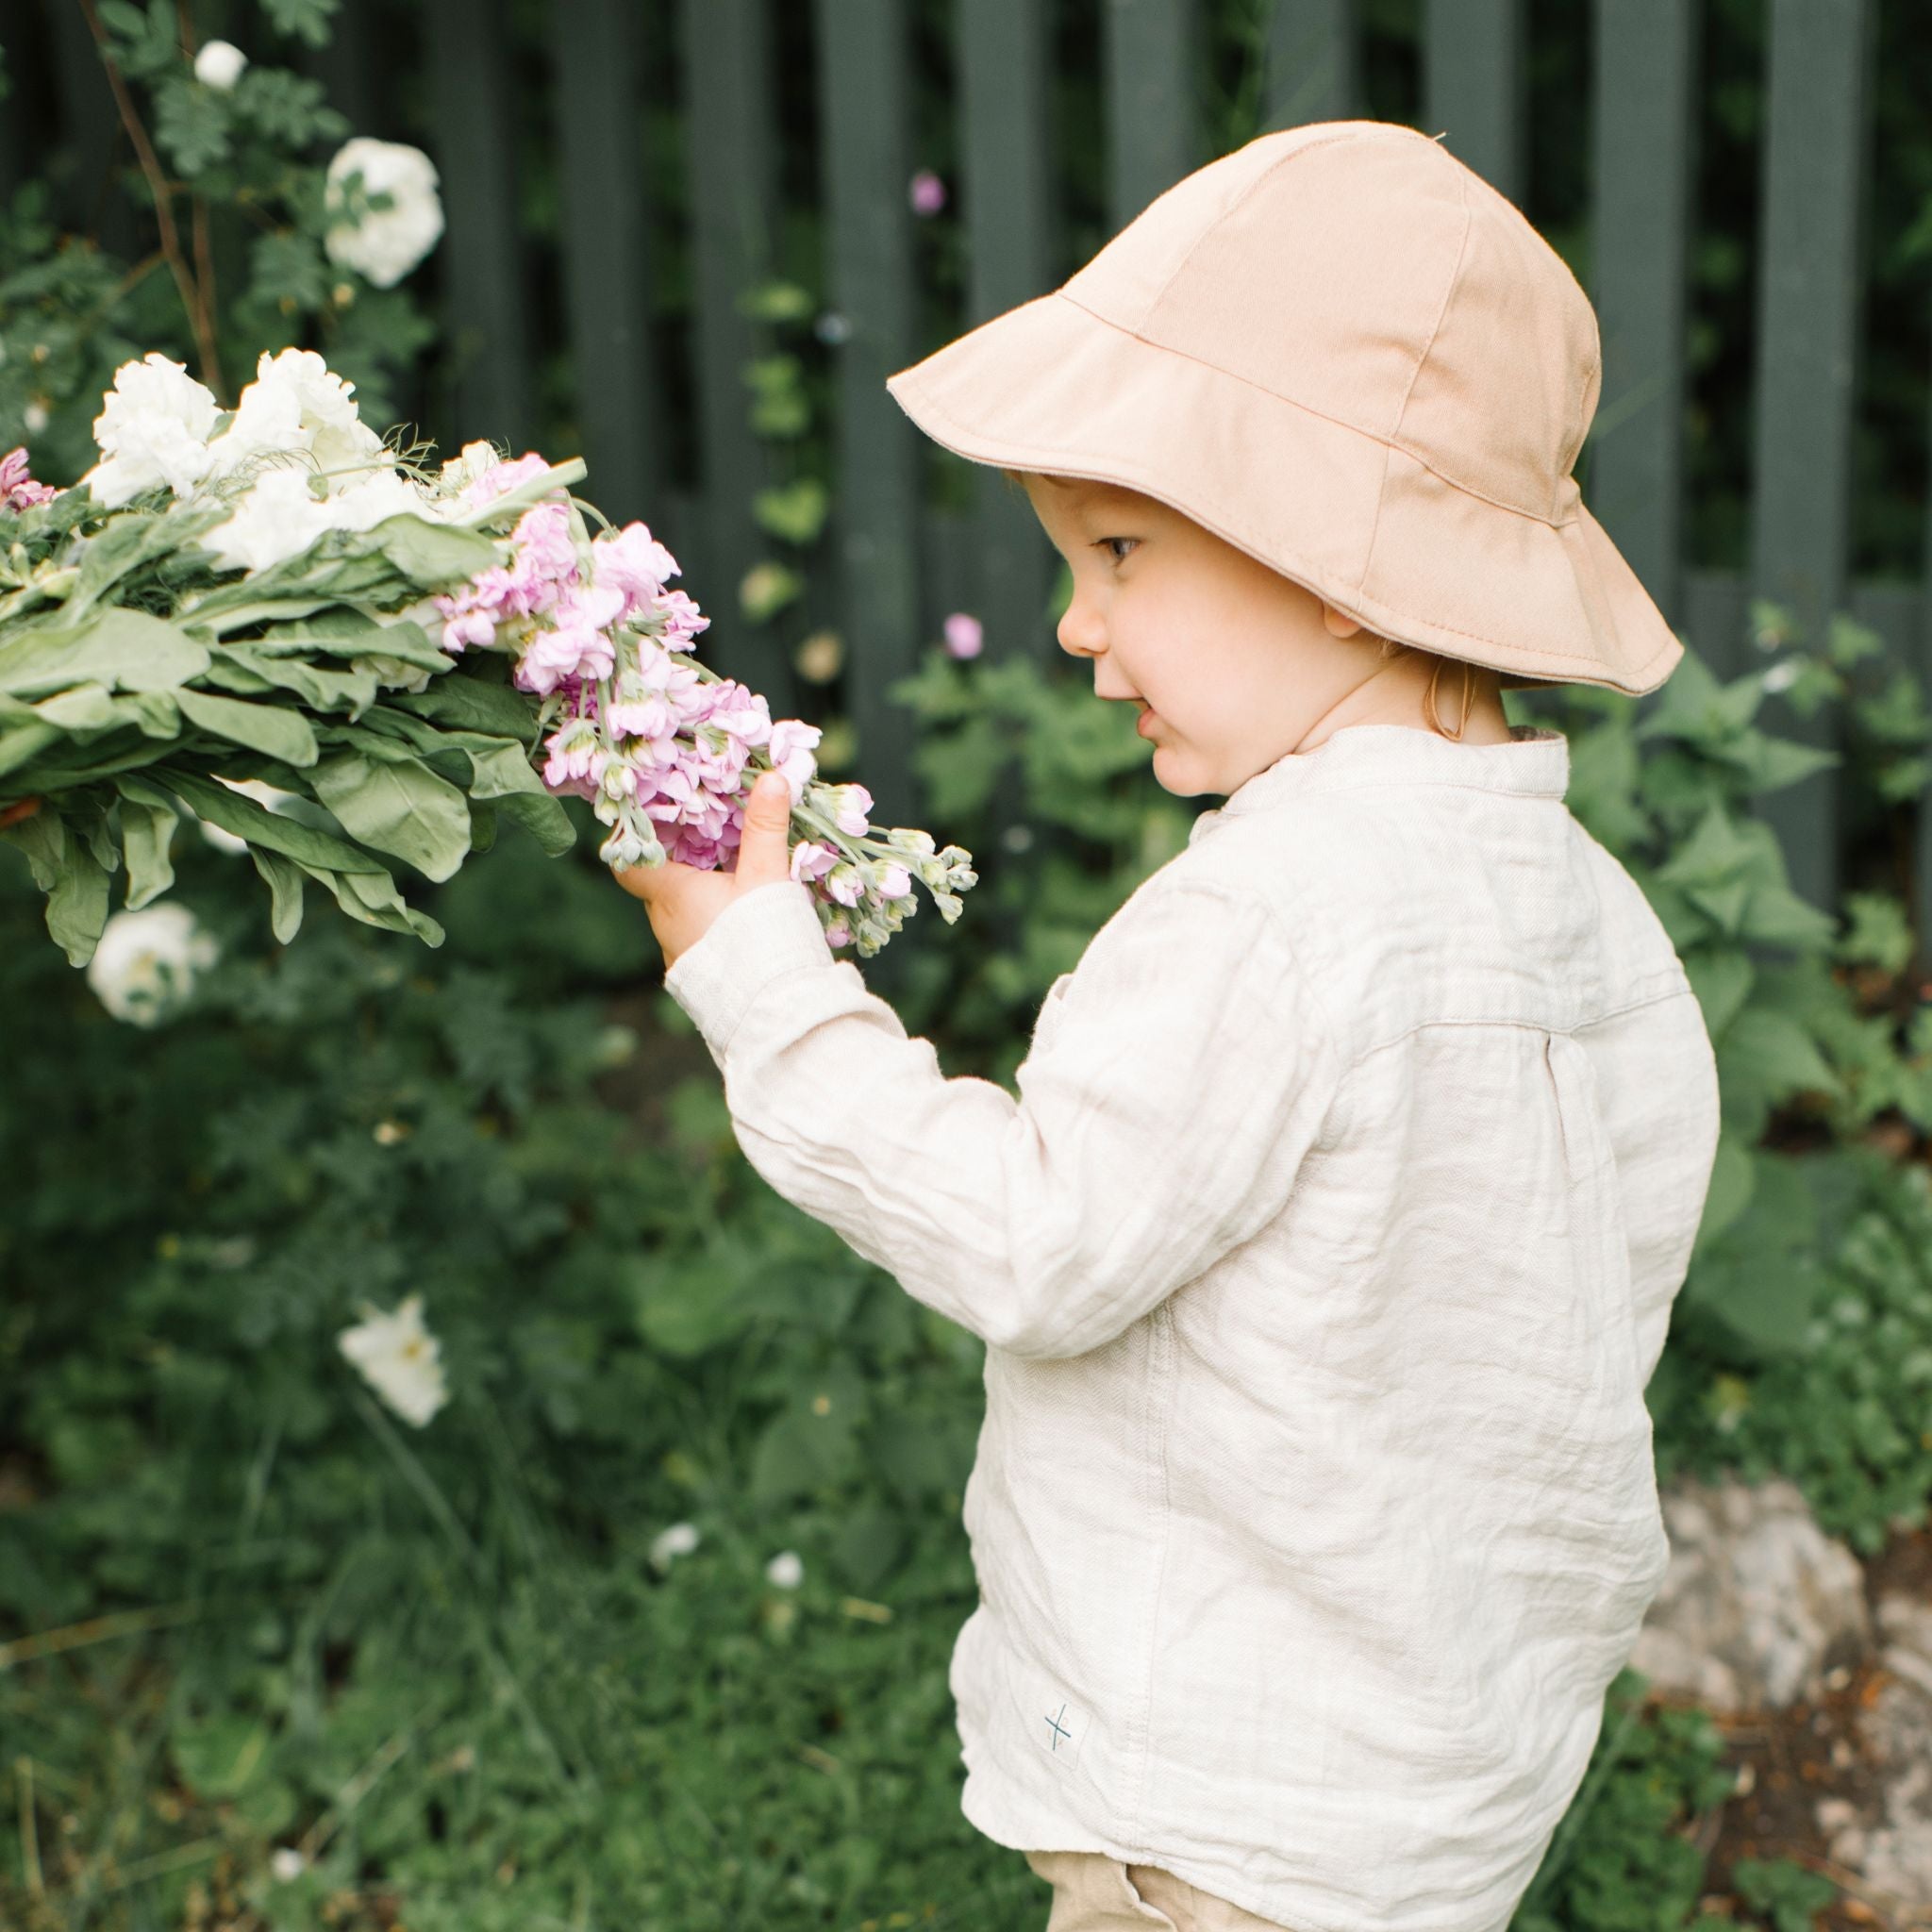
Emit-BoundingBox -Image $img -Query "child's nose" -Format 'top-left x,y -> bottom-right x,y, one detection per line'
1057,589 -> 1105,658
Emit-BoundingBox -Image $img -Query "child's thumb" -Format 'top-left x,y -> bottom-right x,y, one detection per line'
735,771 -> 794,886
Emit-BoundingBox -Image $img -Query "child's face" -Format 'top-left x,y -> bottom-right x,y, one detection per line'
1021,474 -> 1383,798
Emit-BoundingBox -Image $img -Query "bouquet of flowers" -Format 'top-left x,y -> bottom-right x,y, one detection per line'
0,349 -> 976,968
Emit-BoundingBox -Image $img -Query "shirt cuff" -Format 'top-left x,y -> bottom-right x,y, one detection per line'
661,877 -> 839,1060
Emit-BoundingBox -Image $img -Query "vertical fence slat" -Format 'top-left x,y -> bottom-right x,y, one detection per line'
1263,0 -> 1357,129
814,0 -> 921,872
423,0 -> 536,448
551,0 -> 663,534
48,3 -> 140,259
1745,0 -> 1877,918
1421,0 -> 1523,204
1921,359 -> 1932,968
1588,0 -> 1697,670
679,0 -> 785,706
1103,0 -> 1198,235
957,0 -> 1057,669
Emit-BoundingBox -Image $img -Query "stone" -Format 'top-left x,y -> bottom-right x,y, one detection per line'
1629,1474 -> 1871,1713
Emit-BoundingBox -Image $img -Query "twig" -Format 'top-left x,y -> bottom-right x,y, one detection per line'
15,1756 -> 42,1897
0,1596 -> 209,1671
74,0 -> 226,401
173,0 -> 221,337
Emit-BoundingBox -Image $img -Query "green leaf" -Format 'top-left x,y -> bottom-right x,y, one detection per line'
0,608 -> 211,700
391,673 -> 540,741
217,644 -> 379,718
307,748 -> 474,882
126,768 -> 373,875
358,516 -> 503,592
115,786 -> 178,910
175,687 -> 320,767
47,830 -> 112,967
490,788 -> 575,857
258,0 -> 341,47
155,73 -> 230,175
245,229 -> 331,313
752,477 -> 829,545
294,857 -> 443,946
248,844 -> 307,943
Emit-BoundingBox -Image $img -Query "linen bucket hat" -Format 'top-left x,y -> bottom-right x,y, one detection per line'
884,119 -> 1683,696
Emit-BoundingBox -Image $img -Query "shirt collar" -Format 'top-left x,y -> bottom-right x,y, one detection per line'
1189,724 -> 1569,843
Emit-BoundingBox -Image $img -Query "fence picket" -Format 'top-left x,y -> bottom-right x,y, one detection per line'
678,0 -> 786,709
813,0 -> 922,871
1745,0 -> 1877,918
1263,0 -> 1357,129
1104,0 -> 1200,234
1421,0 -> 1523,203
422,0 -> 536,448
550,0 -> 664,537
1588,0 -> 1697,654
956,0 -> 1058,671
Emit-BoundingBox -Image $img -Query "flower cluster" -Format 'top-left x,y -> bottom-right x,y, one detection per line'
323,138 -> 445,290
0,448 -> 56,512
422,449 -> 976,954
7,346 -> 978,966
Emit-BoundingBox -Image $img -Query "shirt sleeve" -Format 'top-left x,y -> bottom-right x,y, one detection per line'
660,872 -> 1344,1360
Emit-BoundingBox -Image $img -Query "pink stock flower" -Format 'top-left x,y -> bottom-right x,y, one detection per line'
943,611 -> 984,658
592,521 -> 680,619
0,448 -> 57,511
909,170 -> 946,216
878,861 -> 913,900
458,451 -> 551,512
830,782 -> 874,836
651,589 -> 709,648
790,840 -> 840,885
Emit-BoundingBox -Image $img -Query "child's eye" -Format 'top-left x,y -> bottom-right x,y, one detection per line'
1093,537 -> 1138,567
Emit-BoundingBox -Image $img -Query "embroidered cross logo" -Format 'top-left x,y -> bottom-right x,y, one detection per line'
1044,1702 -> 1073,1752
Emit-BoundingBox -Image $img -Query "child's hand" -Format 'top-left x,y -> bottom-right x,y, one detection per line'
611,771 -> 794,972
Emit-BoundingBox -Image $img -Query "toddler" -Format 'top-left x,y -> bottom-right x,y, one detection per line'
657,121 -> 1723,1932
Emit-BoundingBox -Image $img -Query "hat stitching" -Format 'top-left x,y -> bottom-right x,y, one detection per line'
1051,291 -> 1576,530
893,362 -> 1664,673
1357,171 -> 1475,598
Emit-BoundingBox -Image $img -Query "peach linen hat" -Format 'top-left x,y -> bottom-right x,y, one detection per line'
883,119 -> 1684,697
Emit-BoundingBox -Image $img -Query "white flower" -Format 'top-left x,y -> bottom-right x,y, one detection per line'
198,776 -> 301,854
337,1292 -> 450,1427
325,139 -> 444,289
765,1550 -> 804,1590
438,440 -> 499,496
326,466 -> 425,533
23,401 -> 48,434
1761,658 -> 1802,694
207,347 -> 385,480
85,903 -> 220,1025
84,353 -> 219,508
269,1846 -> 306,1882
650,1522 -> 700,1570
193,39 -> 247,89
201,467 -> 335,574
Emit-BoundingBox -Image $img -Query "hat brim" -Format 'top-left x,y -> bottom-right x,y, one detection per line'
886,291 -> 1681,699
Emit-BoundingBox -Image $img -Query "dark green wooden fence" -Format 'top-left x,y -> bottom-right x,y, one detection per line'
24,0 -> 1931,970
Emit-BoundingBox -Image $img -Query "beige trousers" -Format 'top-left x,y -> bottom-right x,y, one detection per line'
1023,1849 -> 1296,1932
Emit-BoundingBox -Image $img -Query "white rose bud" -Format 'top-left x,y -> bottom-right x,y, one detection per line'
193,40 -> 248,89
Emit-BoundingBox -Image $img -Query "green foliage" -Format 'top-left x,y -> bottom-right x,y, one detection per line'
0,0 -> 428,463
1728,1857 -> 1840,1932
1509,1671 -> 1737,1932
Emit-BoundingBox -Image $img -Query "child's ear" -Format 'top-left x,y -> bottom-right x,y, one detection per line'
1322,604 -> 1363,640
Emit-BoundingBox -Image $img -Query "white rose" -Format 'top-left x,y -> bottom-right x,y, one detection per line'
85,903 -> 220,1025
193,39 -> 247,89
201,466 -> 334,574
765,1550 -> 804,1590
337,1292 -> 450,1427
207,347 -> 384,480
198,776 -> 301,854
84,352 -> 220,508
324,466 -> 425,534
325,139 -> 444,289
650,1523 -> 701,1570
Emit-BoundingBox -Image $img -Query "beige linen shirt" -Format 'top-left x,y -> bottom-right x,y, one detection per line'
662,722 -> 1722,1932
